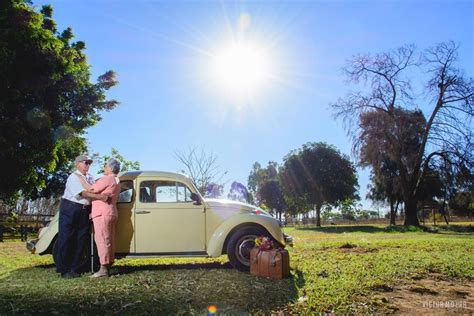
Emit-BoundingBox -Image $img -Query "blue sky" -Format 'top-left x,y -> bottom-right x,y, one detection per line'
36,0 -> 473,209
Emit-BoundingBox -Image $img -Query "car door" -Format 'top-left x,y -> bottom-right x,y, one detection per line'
134,178 -> 206,254
115,180 -> 135,254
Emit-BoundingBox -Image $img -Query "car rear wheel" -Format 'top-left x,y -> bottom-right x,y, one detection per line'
226,226 -> 268,272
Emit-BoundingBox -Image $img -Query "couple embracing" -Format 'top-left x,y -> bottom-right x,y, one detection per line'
55,154 -> 121,278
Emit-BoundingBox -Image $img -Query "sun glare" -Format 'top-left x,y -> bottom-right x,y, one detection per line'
210,40 -> 271,97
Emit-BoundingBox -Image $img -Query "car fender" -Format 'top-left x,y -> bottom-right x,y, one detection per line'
206,213 -> 285,257
35,212 -> 59,254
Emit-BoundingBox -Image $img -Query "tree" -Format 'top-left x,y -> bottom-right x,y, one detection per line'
175,146 -> 227,196
367,171 -> 403,225
94,148 -> 140,174
361,108 -> 423,225
227,181 -> 249,203
332,42 -> 473,226
248,162 -> 264,204
259,179 -> 287,221
340,198 -> 358,220
449,191 -> 473,217
280,142 -> 359,226
206,183 -> 224,198
442,160 -> 473,217
0,1 -> 118,204
247,161 -> 286,219
248,161 -> 278,205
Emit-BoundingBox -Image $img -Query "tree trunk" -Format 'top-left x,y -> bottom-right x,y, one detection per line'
403,197 -> 420,226
389,199 -> 396,225
315,205 -> 321,227
441,198 -> 449,225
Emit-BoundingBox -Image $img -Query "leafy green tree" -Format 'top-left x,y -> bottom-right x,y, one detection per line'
361,108 -> 423,225
259,179 -> 287,221
449,191 -> 473,217
247,161 -> 287,220
94,148 -> 140,174
280,142 -> 359,226
339,198 -> 358,220
227,181 -> 249,203
332,42 -> 473,226
283,193 -> 312,220
0,1 -> 118,203
247,162 -> 277,204
247,162 -> 263,202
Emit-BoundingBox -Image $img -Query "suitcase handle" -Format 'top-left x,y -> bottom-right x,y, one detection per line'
253,248 -> 283,266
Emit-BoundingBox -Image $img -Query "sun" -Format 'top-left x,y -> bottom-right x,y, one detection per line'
209,40 -> 271,97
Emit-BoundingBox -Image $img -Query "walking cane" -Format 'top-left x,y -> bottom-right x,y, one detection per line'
91,231 -> 94,272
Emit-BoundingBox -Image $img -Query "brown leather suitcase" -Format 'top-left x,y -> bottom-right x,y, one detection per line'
250,248 -> 290,279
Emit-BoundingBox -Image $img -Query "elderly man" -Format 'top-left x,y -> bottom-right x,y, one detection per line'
55,154 -> 108,278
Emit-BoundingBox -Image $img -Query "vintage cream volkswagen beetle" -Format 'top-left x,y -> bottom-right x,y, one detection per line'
27,171 -> 292,271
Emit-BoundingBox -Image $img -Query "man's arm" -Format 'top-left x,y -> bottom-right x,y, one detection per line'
81,190 -> 110,202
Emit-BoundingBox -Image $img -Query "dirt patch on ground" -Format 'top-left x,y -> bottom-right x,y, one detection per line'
377,276 -> 473,315
337,243 -> 379,254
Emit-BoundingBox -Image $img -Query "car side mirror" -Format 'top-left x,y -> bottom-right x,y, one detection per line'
191,192 -> 202,205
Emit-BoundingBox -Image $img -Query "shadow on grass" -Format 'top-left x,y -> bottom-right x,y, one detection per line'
34,263 -> 56,269
295,224 -> 474,234
435,225 -> 474,233
0,262 -> 303,314
297,225 -> 388,234
115,261 -> 233,275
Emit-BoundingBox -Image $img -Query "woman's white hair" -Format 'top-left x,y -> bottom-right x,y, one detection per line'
106,158 -> 121,174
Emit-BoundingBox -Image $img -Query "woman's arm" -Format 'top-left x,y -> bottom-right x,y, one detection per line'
81,190 -> 109,202
77,175 -> 94,191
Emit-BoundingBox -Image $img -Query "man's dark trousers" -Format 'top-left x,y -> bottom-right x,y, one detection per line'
55,199 -> 91,274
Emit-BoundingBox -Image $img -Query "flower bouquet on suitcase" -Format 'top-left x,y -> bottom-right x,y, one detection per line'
250,236 -> 290,279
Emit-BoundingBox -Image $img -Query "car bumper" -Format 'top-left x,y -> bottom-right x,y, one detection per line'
26,239 -> 38,254
284,234 -> 294,247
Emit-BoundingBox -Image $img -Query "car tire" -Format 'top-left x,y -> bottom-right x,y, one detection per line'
226,226 -> 267,272
52,235 -> 99,273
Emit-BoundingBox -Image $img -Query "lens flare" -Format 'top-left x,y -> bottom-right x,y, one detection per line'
207,304 -> 217,315
210,40 -> 270,97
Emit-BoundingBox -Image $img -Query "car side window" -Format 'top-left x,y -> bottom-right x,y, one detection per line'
139,181 -> 155,203
118,181 -> 134,203
156,181 -> 176,202
139,181 -> 194,203
177,182 -> 193,202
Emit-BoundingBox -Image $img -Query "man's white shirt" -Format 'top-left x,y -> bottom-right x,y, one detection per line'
62,170 -> 95,205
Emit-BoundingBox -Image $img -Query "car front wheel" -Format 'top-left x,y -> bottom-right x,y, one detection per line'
226,226 -> 268,272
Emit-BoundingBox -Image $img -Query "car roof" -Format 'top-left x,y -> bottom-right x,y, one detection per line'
118,170 -> 192,182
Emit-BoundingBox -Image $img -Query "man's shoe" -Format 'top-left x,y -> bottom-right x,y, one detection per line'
61,272 -> 81,279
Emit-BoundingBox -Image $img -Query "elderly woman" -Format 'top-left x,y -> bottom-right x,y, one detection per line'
79,158 -> 121,277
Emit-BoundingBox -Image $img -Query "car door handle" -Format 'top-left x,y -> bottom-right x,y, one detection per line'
135,210 -> 150,214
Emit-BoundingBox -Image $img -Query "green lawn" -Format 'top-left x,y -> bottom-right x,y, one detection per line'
0,225 -> 472,314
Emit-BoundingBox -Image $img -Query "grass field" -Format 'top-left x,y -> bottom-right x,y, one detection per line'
0,224 -> 473,314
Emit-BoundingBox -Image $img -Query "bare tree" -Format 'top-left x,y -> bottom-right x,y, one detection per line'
332,42 -> 473,226
175,146 -> 227,196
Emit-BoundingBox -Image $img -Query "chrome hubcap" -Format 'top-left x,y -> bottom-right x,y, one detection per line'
236,235 -> 257,266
